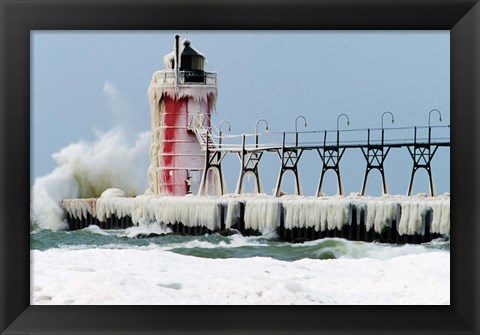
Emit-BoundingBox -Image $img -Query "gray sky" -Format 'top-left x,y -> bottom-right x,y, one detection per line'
32,31 -> 450,196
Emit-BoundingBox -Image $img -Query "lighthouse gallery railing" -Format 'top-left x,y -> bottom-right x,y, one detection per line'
158,70 -> 217,85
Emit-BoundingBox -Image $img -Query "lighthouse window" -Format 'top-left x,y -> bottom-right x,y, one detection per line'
180,56 -> 204,71
191,57 -> 204,71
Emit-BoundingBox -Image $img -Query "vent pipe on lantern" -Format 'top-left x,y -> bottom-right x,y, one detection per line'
175,34 -> 180,88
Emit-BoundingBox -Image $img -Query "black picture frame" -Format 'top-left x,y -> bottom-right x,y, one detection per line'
1,0 -> 479,334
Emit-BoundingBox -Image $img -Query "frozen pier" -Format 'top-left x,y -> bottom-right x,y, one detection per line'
62,191 -> 449,244
59,36 -> 450,245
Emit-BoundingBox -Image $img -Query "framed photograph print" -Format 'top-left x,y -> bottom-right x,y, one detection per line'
1,0 -> 479,334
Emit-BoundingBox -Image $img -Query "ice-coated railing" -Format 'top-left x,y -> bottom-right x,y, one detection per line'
205,124 -> 450,152
157,70 -> 217,86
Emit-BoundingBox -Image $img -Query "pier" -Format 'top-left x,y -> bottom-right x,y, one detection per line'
61,113 -> 450,244
62,193 -> 449,244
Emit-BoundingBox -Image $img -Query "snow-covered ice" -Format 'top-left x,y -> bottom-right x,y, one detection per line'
31,245 -> 449,305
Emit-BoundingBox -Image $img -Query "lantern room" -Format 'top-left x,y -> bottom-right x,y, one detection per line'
180,39 -> 206,83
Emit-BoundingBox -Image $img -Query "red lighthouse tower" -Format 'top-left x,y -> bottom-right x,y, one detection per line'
147,35 -> 218,196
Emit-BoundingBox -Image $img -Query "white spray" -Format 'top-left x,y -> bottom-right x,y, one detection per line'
32,78 -> 152,231
31,128 -> 150,231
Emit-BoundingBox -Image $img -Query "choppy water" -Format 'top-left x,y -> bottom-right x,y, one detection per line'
31,225 -> 449,261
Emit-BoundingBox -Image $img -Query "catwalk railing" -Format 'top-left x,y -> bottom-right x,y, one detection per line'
196,124 -> 450,197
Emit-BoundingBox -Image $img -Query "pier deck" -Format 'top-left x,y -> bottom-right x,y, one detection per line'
62,194 -> 449,244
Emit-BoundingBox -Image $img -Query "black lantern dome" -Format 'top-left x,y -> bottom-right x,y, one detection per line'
180,39 -> 205,71
179,39 -> 206,83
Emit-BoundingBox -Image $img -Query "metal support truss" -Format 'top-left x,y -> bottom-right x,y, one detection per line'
274,132 -> 304,197
406,127 -> 440,196
316,130 -> 347,196
198,133 -> 228,196
316,147 -> 346,196
360,129 -> 391,195
235,135 -> 264,194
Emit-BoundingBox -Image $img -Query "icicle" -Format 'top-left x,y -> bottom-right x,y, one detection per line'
243,197 -> 280,232
430,196 -> 450,235
364,199 -> 398,233
398,200 -> 428,235
62,198 -> 97,220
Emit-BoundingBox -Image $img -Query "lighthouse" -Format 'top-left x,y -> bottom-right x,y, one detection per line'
147,35 -> 218,196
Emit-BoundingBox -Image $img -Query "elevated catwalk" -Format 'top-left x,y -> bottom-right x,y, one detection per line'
62,192 -> 449,244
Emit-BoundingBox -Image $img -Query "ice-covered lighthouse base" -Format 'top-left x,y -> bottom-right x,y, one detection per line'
62,190 -> 450,244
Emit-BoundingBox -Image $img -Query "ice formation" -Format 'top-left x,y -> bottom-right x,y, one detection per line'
85,194 -> 223,231
282,196 -> 351,231
62,199 -> 97,221
224,198 -> 242,229
146,82 -> 165,195
134,195 -> 221,231
62,193 -> 450,236
100,188 -> 126,198
363,199 -> 398,233
243,196 -> 281,232
430,198 -> 450,235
